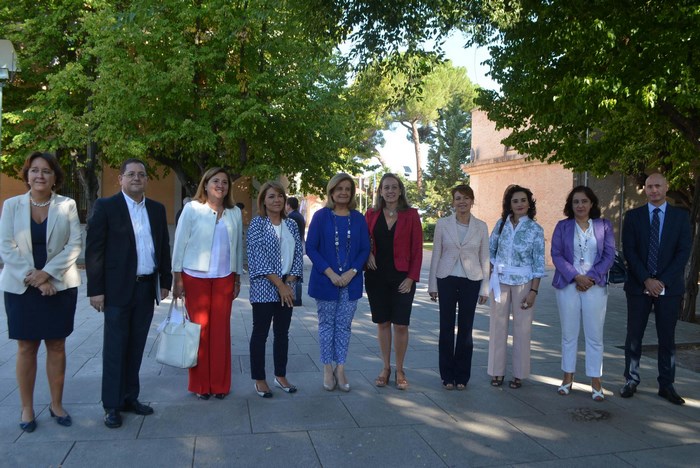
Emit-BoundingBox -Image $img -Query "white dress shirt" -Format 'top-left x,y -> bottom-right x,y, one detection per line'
122,191 -> 156,275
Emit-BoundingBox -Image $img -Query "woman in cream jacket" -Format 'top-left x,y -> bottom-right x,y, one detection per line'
428,185 -> 489,390
0,152 -> 81,431
172,167 -> 243,400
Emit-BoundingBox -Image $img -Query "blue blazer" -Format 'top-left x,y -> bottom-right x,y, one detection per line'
551,218 -> 615,288
246,216 -> 303,303
306,208 -> 370,301
622,204 -> 691,296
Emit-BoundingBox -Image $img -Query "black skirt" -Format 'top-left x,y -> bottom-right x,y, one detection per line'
5,287 -> 78,340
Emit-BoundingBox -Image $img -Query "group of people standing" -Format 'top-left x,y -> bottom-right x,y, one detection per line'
427,175 -> 690,407
0,151 -> 691,434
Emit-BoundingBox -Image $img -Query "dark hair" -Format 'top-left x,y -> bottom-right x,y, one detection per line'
563,185 -> 601,219
372,173 -> 410,211
500,184 -> 536,221
22,152 -> 65,191
286,196 -> 299,210
326,173 -> 357,210
119,158 -> 147,174
451,184 -> 474,201
257,181 -> 287,218
194,167 -> 237,209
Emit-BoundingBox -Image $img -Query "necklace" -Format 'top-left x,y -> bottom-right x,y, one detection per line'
575,221 -> 592,265
30,196 -> 51,207
385,207 -> 397,217
332,212 -> 351,272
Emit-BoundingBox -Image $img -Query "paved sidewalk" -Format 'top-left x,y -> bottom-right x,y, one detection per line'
1,251 -> 699,467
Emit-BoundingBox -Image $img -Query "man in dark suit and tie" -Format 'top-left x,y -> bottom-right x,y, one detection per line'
86,159 -> 172,427
620,173 -> 691,405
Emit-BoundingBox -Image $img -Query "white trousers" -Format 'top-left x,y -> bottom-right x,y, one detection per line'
487,282 -> 534,379
555,283 -> 607,378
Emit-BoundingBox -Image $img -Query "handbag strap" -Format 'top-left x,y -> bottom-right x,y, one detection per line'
166,297 -> 190,324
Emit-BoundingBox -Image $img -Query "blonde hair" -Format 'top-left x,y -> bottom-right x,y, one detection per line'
257,181 -> 287,218
193,167 -> 236,209
372,173 -> 409,211
325,173 -> 357,210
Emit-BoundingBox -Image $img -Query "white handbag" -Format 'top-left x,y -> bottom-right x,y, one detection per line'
156,298 -> 201,369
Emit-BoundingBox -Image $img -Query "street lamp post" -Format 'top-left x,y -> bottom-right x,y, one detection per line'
0,39 -> 18,156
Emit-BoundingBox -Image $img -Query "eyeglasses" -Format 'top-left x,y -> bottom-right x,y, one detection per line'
122,172 -> 148,179
29,168 -> 54,176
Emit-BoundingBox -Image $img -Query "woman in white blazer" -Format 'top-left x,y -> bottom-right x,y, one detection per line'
0,152 -> 82,432
172,167 -> 243,400
428,185 -> 489,390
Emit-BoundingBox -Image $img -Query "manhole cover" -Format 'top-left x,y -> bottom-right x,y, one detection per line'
569,407 -> 611,422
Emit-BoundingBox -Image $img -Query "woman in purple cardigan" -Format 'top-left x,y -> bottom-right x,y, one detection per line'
551,186 -> 615,401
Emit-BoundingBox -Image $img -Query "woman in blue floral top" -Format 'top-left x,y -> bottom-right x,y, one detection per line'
487,185 -> 545,389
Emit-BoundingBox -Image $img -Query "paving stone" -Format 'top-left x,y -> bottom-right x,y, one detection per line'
249,396 -> 356,433
195,432 -> 321,467
309,426 -> 445,467
64,437 -> 195,467
139,401 -> 250,438
0,440 -> 73,466
414,415 -> 557,466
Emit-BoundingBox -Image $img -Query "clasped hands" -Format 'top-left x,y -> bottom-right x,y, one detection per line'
644,277 -> 665,297
326,269 -> 356,288
574,274 -> 595,292
24,269 -> 56,296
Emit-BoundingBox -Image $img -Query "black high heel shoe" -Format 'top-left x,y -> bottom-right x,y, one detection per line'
49,405 -> 72,427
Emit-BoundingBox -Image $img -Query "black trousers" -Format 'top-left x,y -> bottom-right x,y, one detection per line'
249,302 -> 293,380
624,293 -> 680,389
102,280 -> 155,410
437,276 -> 481,385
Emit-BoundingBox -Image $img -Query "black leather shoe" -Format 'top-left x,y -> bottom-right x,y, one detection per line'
104,410 -> 122,429
658,386 -> 685,405
619,380 -> 638,398
121,400 -> 154,415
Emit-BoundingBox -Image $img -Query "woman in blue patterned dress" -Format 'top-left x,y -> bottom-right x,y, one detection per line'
487,185 -> 545,389
247,181 -> 304,398
306,174 -> 370,392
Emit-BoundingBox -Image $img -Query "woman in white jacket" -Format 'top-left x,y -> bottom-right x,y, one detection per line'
172,167 -> 243,400
0,152 -> 82,431
428,185 -> 490,390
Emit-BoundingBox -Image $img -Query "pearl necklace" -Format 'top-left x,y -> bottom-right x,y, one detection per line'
30,196 -> 51,207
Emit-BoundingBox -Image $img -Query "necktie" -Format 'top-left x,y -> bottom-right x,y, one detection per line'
647,208 -> 661,276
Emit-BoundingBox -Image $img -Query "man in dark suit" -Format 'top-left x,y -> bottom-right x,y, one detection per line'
285,197 -> 305,306
286,196 -> 305,244
620,173 -> 691,405
85,159 -> 172,427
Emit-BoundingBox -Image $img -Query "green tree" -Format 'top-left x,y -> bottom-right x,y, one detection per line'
423,94 -> 474,218
83,0 -> 374,195
387,59 -> 475,191
471,1 -> 700,321
0,0 -> 102,215
1,0 -> 383,211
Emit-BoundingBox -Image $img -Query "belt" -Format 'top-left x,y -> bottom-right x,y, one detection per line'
135,273 -> 156,283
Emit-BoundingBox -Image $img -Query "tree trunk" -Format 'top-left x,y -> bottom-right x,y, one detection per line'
681,174 -> 700,322
77,141 -> 100,220
410,120 -> 423,191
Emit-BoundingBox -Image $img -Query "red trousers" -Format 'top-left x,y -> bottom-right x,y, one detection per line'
182,272 -> 235,395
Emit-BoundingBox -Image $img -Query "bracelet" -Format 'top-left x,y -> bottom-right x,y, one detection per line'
530,288 -> 538,295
